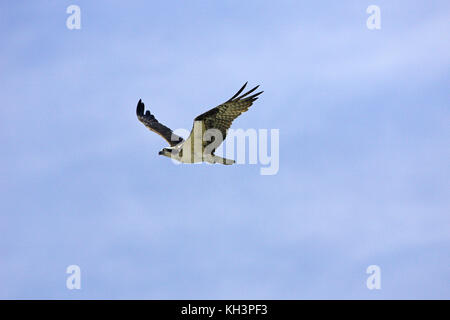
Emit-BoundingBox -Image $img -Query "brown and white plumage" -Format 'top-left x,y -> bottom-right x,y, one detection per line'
136,82 -> 263,164
136,99 -> 184,147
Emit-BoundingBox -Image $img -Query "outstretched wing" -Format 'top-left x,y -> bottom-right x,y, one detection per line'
136,99 -> 184,147
193,82 -> 263,144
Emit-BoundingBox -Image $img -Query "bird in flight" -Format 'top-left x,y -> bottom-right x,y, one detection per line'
136,82 -> 263,165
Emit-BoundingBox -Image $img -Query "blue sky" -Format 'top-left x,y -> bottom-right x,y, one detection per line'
0,1 -> 449,299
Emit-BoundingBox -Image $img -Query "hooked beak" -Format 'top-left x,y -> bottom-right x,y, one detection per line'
158,150 -> 164,155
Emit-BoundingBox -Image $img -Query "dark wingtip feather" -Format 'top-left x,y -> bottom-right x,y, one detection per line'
136,99 -> 144,117
227,82 -> 248,102
236,85 -> 260,100
243,90 -> 263,102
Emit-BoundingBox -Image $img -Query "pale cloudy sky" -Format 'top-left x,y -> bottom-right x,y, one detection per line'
0,1 -> 449,299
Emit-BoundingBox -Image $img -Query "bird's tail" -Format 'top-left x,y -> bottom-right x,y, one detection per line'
211,156 -> 235,165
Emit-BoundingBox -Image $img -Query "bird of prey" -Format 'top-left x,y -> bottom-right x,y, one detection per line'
136,82 -> 263,165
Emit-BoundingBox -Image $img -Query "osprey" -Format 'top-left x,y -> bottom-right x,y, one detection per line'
136,82 -> 263,165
